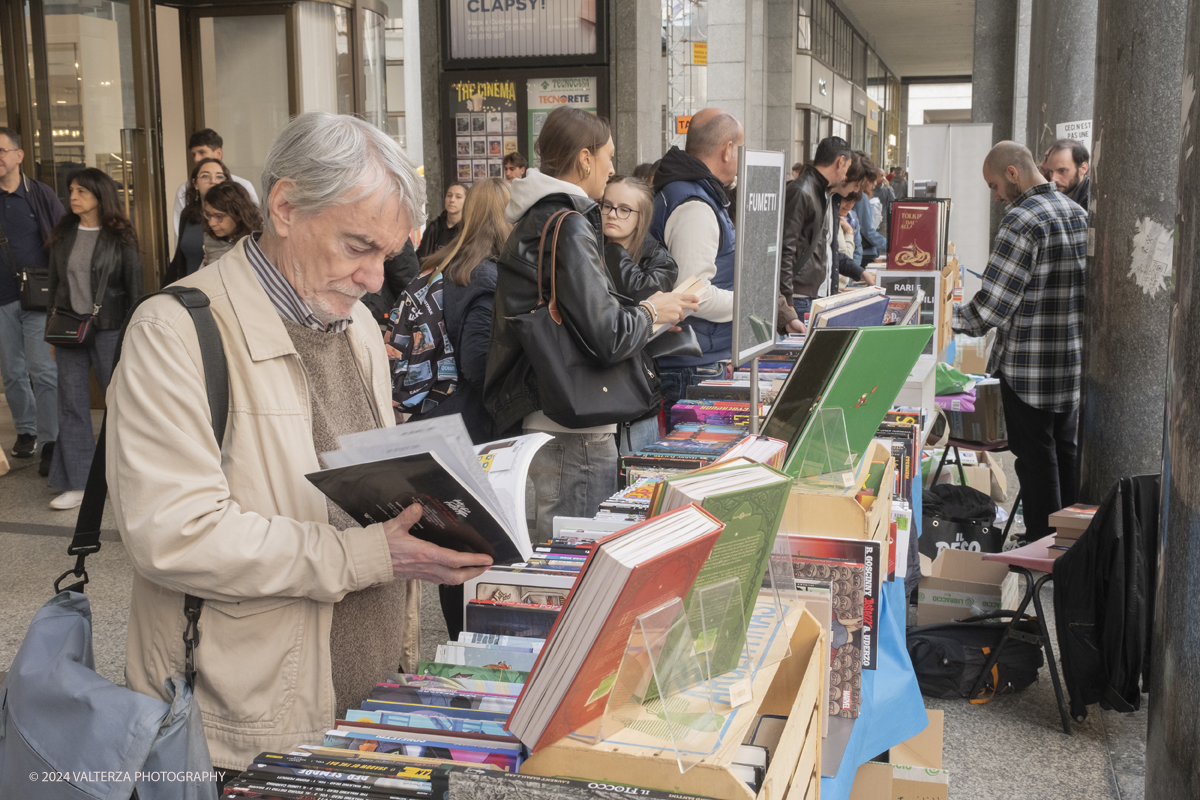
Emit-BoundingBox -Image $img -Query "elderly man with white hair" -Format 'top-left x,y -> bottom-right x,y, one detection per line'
107,113 -> 492,778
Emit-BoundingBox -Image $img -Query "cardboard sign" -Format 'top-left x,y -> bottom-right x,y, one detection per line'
676,115 -> 692,135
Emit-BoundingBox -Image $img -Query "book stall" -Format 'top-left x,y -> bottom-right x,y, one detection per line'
215,157 -> 981,800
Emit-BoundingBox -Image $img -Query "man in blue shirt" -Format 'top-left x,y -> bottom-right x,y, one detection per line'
0,127 -> 64,468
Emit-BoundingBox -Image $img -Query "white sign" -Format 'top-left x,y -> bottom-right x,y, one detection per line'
449,0 -> 598,60
527,76 -> 597,167
1055,119 -> 1093,154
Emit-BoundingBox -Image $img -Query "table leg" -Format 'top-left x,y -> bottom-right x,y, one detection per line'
1032,572 -> 1072,734
967,566 -> 1035,699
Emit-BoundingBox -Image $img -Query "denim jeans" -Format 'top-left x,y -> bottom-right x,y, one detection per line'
792,297 -> 813,322
658,362 -> 726,430
0,300 -> 57,446
617,415 -> 662,458
48,330 -> 119,491
524,429 -> 619,545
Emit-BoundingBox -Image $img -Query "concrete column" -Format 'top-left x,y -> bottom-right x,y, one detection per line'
610,0 -> 664,171
1078,0 -> 1186,503
417,0 -> 442,203
971,0 -> 1018,236
402,0 -> 424,170
1012,0 -> 1032,146
1026,0 -> 1097,158
970,0 -> 1017,143
762,0 -> 795,158
1148,4 -> 1200,791
706,0 -> 765,144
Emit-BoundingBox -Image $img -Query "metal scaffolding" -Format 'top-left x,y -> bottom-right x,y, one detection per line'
664,0 -> 707,152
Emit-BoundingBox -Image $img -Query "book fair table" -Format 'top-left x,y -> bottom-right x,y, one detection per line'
820,486 -> 929,800
971,535 -> 1073,735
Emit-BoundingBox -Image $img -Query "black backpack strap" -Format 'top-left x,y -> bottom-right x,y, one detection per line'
54,286 -> 228,687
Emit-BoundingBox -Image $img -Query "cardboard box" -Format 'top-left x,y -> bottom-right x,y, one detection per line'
849,709 -> 949,800
781,441 -> 896,572
939,378 -> 1007,443
916,549 -> 1010,626
895,354 -> 936,412
953,332 -> 992,375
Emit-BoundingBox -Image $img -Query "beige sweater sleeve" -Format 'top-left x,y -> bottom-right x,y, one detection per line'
663,200 -> 735,323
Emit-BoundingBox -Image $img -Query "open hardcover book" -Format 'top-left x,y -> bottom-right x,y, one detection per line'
307,416 -> 551,565
649,274 -> 710,339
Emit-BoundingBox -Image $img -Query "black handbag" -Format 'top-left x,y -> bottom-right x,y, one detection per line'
0,212 -> 50,311
44,236 -> 117,349
509,209 -> 660,429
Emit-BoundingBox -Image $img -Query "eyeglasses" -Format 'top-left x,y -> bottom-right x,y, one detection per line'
0,147 -> 19,157
600,201 -> 640,220
204,210 -> 229,225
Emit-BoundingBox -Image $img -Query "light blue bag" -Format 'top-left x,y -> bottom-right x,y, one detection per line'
0,288 -> 228,799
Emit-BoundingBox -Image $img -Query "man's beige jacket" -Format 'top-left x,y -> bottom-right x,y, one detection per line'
107,239 -> 418,769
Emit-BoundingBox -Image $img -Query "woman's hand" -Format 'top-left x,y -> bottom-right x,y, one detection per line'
840,218 -> 853,235
643,291 -> 700,326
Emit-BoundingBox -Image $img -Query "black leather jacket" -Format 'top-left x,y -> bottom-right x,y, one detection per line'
47,223 -> 144,330
780,165 -> 830,302
484,193 -> 651,434
603,238 -> 678,303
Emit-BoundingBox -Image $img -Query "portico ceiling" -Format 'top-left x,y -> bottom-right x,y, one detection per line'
836,0 -> 976,78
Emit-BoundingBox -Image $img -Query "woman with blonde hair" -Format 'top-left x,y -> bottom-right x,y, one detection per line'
388,177 -> 511,445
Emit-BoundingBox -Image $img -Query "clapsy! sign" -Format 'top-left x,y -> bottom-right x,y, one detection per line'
449,0 -> 598,60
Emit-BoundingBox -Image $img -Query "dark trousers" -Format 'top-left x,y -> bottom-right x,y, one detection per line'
998,373 -> 1079,539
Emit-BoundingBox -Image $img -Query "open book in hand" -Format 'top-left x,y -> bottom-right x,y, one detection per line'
307,416 -> 551,565
648,274 -> 710,340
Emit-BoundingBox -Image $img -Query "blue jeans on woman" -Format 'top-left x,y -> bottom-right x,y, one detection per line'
48,330 -> 119,491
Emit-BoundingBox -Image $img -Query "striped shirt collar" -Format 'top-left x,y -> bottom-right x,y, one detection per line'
245,233 -> 352,334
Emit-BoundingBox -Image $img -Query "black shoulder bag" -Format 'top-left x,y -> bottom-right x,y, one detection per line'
45,236 -> 118,349
0,202 -> 51,311
56,285 -> 229,688
509,209 -> 659,429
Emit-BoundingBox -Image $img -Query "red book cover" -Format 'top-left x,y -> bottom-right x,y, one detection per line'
888,202 -> 940,270
506,505 -> 723,752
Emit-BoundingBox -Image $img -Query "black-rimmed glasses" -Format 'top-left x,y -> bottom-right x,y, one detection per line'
600,201 -> 640,220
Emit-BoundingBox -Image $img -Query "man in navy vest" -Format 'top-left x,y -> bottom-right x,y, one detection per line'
650,109 -> 743,426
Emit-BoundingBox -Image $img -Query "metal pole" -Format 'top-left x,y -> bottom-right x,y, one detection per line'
749,357 -> 759,435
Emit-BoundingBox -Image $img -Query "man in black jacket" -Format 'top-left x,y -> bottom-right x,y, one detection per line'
778,137 -> 864,319
1042,139 -> 1090,211
0,126 -> 64,472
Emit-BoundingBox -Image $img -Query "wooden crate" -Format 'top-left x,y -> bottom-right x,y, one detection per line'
521,611 -> 825,800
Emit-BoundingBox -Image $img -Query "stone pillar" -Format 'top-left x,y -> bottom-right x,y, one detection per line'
1148,3 -> 1200,792
1078,0 -> 1186,503
970,0 -> 1017,143
1012,0 -> 1032,146
610,0 -> 663,171
402,0 -> 424,170
971,0 -> 1018,236
706,0 -> 765,144
1026,0 -> 1097,159
417,0 -> 443,201
763,0 -> 796,158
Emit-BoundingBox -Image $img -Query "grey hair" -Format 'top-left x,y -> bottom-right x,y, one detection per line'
260,112 -> 426,236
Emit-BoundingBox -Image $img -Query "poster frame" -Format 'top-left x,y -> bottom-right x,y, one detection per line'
441,0 -> 610,71
731,147 -> 787,364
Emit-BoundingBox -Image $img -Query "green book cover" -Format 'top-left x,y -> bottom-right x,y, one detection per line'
671,465 -> 793,679
783,325 -> 933,478
411,662 -> 529,684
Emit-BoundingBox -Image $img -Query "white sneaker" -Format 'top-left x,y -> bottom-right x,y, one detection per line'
50,490 -> 85,510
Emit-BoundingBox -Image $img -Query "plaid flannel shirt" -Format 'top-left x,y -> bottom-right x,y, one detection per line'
953,182 -> 1087,412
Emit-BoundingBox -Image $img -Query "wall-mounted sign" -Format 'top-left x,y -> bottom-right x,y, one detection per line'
449,0 -> 598,60
676,115 -> 693,135
1055,119 -> 1092,154
449,78 -> 519,188
527,76 -> 597,167
691,42 -> 708,65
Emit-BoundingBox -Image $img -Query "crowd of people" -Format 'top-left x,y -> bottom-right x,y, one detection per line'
0,101 -> 1090,784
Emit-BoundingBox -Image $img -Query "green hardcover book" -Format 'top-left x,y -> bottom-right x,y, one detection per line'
416,661 -> 529,684
781,325 -> 933,478
653,462 -> 793,678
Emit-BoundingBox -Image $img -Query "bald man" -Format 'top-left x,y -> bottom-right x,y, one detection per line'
953,141 -> 1088,543
649,108 -> 744,426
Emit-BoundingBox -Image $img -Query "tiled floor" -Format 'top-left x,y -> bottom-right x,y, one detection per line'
0,391 -> 1145,798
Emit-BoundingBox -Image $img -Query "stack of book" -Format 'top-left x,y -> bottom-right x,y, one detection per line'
619,423 -> 748,486
1051,503 -> 1099,548
669,399 -> 759,427
807,287 -> 890,329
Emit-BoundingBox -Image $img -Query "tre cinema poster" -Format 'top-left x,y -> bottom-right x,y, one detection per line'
449,78 -> 521,188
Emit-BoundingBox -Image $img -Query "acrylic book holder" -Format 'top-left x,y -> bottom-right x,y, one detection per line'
567,544 -> 804,774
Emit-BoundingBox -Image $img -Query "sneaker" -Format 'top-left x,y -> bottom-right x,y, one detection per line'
38,441 -> 54,477
11,433 -> 36,458
50,490 -> 85,510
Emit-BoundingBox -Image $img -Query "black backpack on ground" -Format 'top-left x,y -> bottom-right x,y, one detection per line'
907,618 -> 1044,701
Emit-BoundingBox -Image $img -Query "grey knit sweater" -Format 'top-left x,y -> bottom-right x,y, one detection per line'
282,318 -> 412,717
